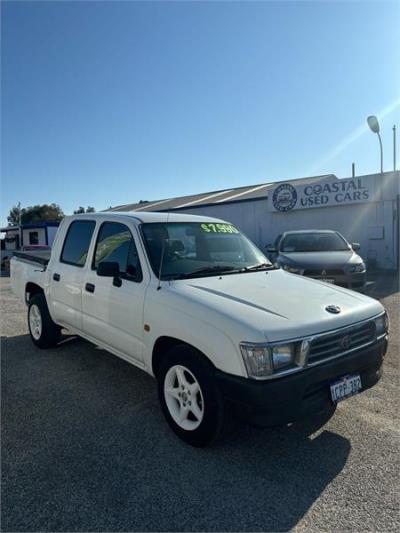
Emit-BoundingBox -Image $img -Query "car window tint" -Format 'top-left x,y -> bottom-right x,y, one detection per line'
281,232 -> 349,252
93,222 -> 142,281
61,221 -> 96,267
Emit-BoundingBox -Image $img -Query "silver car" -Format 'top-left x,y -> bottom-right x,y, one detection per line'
267,230 -> 367,291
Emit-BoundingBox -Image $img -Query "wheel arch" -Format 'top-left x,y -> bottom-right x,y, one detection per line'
151,336 -> 215,378
25,282 -> 44,302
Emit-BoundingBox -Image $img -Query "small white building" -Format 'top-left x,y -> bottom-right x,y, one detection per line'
0,221 -> 60,252
109,171 -> 400,271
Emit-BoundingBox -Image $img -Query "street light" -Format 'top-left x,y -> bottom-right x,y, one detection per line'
367,115 -> 383,173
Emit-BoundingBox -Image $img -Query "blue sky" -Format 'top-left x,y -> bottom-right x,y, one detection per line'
2,0 -> 399,225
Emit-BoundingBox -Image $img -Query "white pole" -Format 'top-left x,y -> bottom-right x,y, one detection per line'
18,202 -> 22,249
377,132 -> 383,173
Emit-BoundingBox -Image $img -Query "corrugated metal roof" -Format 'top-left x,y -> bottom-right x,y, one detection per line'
107,174 -> 337,213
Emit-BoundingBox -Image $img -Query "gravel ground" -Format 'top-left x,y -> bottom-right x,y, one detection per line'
1,275 -> 399,532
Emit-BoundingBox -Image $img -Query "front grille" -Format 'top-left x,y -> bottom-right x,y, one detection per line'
304,268 -> 344,276
308,320 -> 376,365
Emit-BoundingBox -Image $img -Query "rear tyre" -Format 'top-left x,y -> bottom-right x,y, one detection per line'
28,293 -> 61,348
157,345 -> 225,447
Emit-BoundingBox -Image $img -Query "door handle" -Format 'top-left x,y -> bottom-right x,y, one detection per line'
53,273 -> 60,282
85,283 -> 95,293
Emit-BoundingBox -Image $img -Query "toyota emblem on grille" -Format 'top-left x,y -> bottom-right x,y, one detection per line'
340,335 -> 352,350
325,304 -> 341,314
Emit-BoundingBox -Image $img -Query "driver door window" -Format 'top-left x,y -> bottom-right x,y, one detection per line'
93,222 -> 142,282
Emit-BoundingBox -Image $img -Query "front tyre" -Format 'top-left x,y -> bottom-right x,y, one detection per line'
157,346 -> 225,447
28,293 -> 61,348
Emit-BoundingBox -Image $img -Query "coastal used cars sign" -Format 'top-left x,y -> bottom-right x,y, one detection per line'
269,176 -> 377,212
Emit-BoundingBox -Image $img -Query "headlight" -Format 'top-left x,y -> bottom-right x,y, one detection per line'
346,262 -> 366,273
282,265 -> 304,274
272,344 -> 294,370
375,312 -> 389,336
240,342 -> 296,379
239,343 -> 272,378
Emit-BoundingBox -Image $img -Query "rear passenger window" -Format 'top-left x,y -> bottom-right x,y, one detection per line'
60,221 -> 96,267
93,222 -> 142,282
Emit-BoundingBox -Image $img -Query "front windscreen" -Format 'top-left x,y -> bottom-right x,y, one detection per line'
280,232 -> 350,252
141,222 -> 270,279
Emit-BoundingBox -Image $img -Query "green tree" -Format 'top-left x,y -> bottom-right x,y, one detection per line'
73,206 -> 96,214
7,205 -> 22,226
7,204 -> 64,226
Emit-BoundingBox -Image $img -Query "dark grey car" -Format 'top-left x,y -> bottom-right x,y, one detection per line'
266,230 -> 367,291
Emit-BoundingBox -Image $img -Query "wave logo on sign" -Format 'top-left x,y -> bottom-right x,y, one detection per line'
272,183 -> 298,212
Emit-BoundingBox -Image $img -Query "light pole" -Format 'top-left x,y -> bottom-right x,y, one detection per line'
367,115 -> 383,173
18,201 -> 22,249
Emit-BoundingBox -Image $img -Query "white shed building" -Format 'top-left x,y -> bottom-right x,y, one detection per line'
109,171 -> 400,271
0,221 -> 60,252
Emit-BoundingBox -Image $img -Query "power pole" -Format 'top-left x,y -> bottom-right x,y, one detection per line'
18,202 -> 22,249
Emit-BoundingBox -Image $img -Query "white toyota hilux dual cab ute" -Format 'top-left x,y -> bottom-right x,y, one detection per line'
11,212 -> 389,446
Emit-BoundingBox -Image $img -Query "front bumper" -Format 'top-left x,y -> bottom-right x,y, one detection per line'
216,336 -> 387,427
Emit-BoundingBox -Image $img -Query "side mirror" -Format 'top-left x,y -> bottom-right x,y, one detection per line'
266,245 -> 277,253
97,261 -> 120,277
352,243 -> 360,251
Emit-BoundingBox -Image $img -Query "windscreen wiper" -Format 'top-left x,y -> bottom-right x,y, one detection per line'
241,262 -> 277,272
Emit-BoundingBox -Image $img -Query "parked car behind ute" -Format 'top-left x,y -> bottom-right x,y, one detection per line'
11,213 -> 387,446
267,230 -> 367,291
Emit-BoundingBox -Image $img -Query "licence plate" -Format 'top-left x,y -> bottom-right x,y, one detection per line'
321,278 -> 335,284
330,373 -> 362,403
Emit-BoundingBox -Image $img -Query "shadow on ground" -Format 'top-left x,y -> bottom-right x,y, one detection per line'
1,334 -> 351,532
367,271 -> 399,299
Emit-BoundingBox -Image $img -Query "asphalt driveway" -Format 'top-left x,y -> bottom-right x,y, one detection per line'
1,276 -> 399,532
